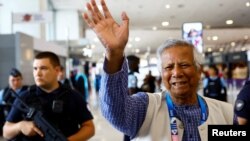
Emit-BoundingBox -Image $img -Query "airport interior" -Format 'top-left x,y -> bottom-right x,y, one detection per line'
0,0 -> 250,140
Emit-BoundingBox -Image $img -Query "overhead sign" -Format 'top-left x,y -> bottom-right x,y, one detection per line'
182,22 -> 203,53
12,11 -> 53,24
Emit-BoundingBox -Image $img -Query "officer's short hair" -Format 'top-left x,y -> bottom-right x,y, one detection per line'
10,68 -> 22,77
35,51 -> 60,67
127,55 -> 140,73
209,65 -> 219,75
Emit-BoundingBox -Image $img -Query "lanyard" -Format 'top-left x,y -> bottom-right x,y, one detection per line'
165,93 -> 207,141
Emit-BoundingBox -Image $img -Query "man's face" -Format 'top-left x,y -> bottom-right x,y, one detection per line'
160,46 -> 201,98
208,67 -> 216,76
33,58 -> 59,89
9,76 -> 22,91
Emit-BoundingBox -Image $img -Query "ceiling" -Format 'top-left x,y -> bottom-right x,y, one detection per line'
51,0 -> 250,61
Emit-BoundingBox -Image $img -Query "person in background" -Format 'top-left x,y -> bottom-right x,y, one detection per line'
127,55 -> 141,95
0,68 -> 28,119
203,65 -> 227,102
0,68 -> 28,135
74,66 -> 89,102
94,74 -> 101,94
234,78 -> 250,125
70,70 -> 77,89
57,65 -> 72,88
140,70 -> 156,93
82,0 -> 234,140
155,76 -> 162,92
3,51 -> 95,141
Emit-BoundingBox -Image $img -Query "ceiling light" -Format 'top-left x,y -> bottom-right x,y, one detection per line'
207,48 -> 212,52
241,47 -> 246,51
165,4 -> 170,9
246,2 -> 250,7
231,42 -> 235,47
161,21 -> 169,26
127,43 -> 132,48
212,36 -> 218,41
226,20 -> 233,25
135,37 -> 141,42
219,48 -> 224,52
152,26 -> 157,30
244,35 -> 249,40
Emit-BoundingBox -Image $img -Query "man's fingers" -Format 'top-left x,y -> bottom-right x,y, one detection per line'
121,12 -> 129,21
33,127 -> 44,137
83,13 -> 95,28
84,0 -> 114,26
91,0 -> 104,20
86,2 -> 100,24
100,0 -> 113,19
121,12 -> 129,33
121,12 -> 129,24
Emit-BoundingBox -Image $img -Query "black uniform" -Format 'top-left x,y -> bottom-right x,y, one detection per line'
6,84 -> 93,141
0,86 -> 28,135
234,80 -> 250,125
203,77 -> 227,101
1,86 -> 28,116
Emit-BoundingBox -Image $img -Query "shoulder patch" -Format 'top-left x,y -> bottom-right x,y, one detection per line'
235,99 -> 245,111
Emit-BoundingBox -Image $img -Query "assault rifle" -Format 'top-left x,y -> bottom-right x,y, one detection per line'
8,88 -> 67,141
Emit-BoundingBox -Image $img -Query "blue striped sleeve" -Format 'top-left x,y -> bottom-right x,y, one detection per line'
99,57 -> 148,138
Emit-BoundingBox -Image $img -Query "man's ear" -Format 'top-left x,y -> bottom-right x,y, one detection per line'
55,66 -> 61,73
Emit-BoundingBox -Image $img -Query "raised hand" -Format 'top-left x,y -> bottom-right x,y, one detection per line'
83,0 -> 129,59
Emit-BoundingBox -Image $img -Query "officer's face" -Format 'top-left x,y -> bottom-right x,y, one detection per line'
9,76 -> 22,91
208,67 -> 216,76
33,58 -> 60,90
160,46 -> 201,99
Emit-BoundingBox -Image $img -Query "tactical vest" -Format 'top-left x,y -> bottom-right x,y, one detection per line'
205,77 -> 222,98
14,85 -> 80,141
2,86 -> 28,119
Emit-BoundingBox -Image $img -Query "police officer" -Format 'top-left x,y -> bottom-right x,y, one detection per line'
203,65 -> 227,102
57,65 -> 72,89
0,68 -> 28,117
2,51 -> 95,141
234,79 -> 250,125
0,68 -> 28,135
127,55 -> 140,95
